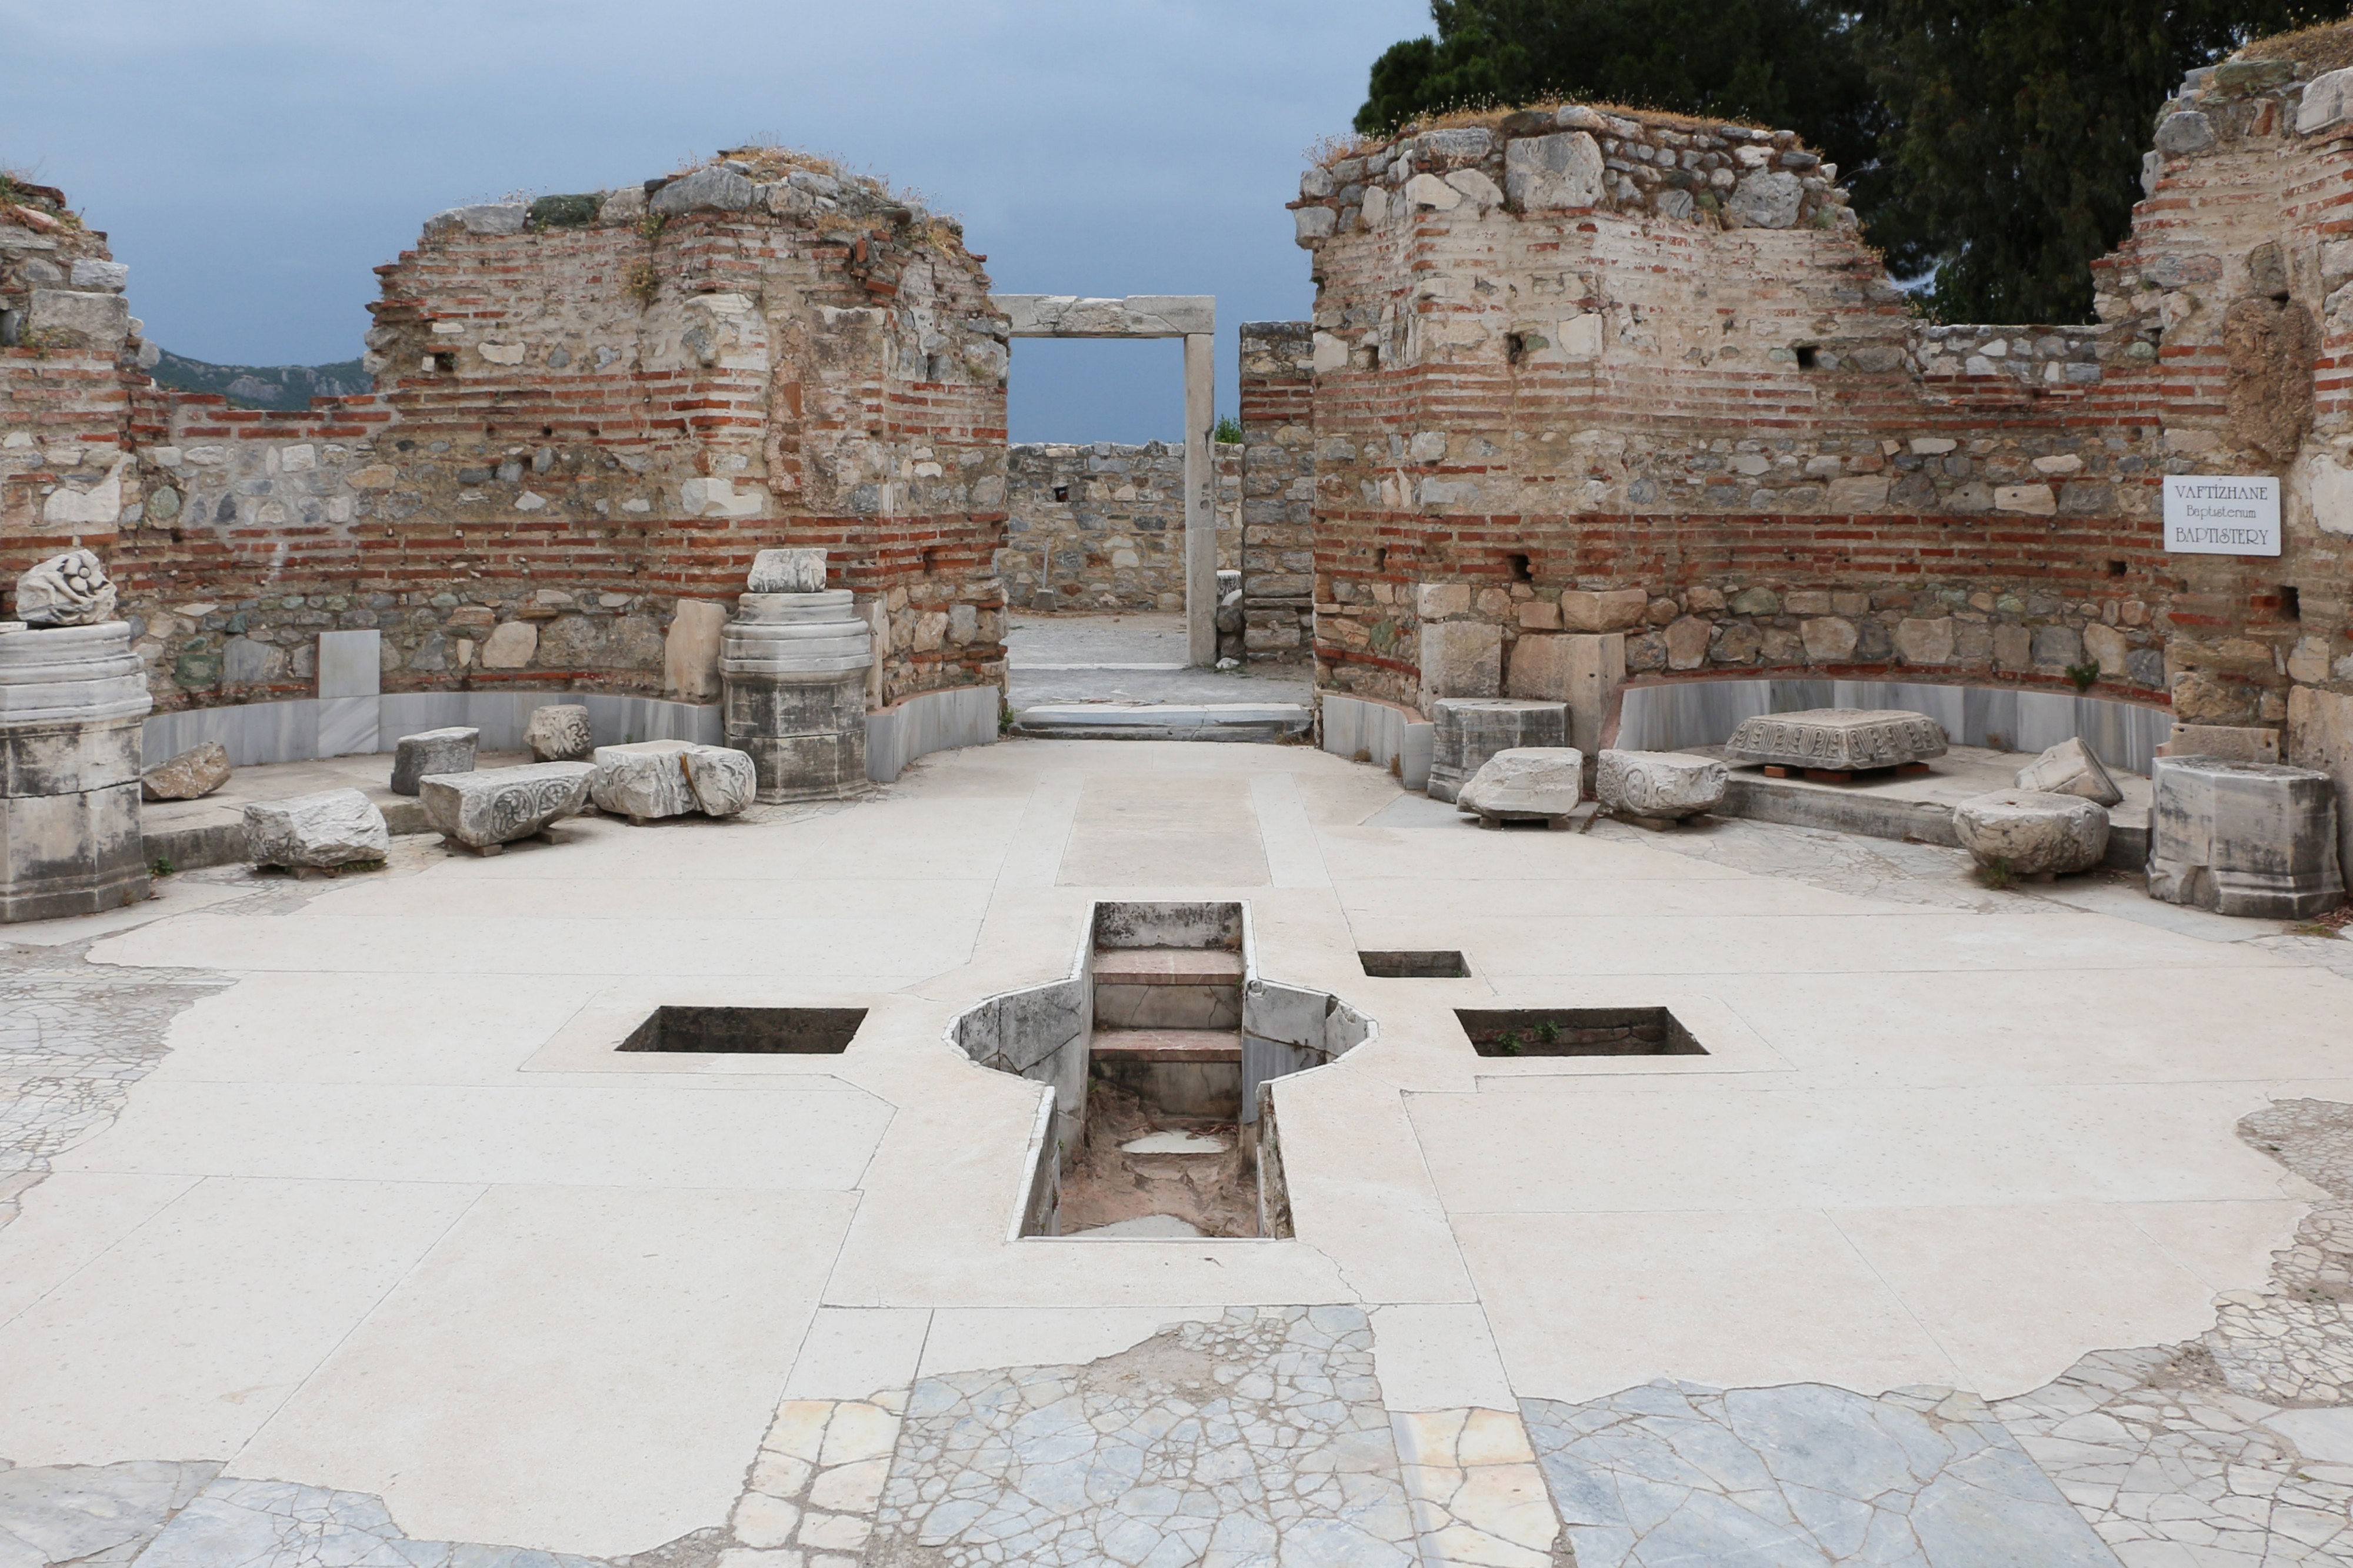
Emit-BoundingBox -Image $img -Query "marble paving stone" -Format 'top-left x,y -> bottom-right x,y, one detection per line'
1522,1380 -> 2121,1566
868,1306 -> 1422,1568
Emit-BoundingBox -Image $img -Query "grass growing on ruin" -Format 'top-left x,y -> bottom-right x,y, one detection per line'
1974,856 -> 2021,891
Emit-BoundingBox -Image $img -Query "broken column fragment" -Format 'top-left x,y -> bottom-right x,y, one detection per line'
721,549 -> 874,802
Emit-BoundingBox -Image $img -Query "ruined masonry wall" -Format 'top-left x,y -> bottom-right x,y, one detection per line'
1290,83 -> 2339,736
1238,322 -> 1315,661
1,152 -> 1016,713
1003,441 -> 1239,613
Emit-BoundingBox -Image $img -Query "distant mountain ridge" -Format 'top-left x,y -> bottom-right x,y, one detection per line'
148,349 -> 370,411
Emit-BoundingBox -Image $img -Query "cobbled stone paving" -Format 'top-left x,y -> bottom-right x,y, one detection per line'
866,1306 -> 1424,1568
0,935 -> 231,1231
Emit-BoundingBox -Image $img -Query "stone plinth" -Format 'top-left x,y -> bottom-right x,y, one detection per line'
590,741 -> 755,823
1458,748 -> 1584,820
0,622 -> 152,921
1597,750 -> 1728,823
2148,756 -> 2345,918
1953,789 -> 2110,876
1428,699 -> 1568,803
422,762 -> 594,852
721,585 -> 873,803
1723,709 -> 1948,772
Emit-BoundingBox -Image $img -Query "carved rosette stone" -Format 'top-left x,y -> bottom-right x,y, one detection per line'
1597,749 -> 1729,820
1722,709 -> 1948,772
421,762 -> 595,851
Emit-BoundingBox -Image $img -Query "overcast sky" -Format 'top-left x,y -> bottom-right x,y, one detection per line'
1,0 -> 1428,442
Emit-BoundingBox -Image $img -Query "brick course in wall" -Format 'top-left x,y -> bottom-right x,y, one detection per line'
1,149 -> 1015,713
1286,68 -> 2353,742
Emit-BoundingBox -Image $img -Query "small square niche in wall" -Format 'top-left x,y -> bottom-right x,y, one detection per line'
620,1005 -> 865,1054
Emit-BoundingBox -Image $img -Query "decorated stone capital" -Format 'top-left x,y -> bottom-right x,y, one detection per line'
1597,749 -> 1729,820
1722,709 -> 1948,772
14,548 -> 118,628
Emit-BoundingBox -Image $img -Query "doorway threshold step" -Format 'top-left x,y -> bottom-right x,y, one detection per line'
1014,703 -> 1312,742
1092,948 -> 1245,986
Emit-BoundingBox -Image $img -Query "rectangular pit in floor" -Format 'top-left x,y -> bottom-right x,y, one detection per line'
621,1005 -> 865,1054
1455,1006 -> 1705,1057
1358,950 -> 1469,978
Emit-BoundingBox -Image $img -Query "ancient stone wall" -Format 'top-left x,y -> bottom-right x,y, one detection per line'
1002,441 -> 1239,612
1238,322 -> 1315,661
2,149 -> 1014,715
1287,70 -> 2353,751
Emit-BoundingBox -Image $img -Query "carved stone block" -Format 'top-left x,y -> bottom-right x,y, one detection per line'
1428,699 -> 1568,803
1457,748 -> 1584,818
389,726 -> 478,796
1722,709 -> 1948,772
2014,737 -> 2122,808
525,703 -> 594,762
1597,749 -> 1728,821
245,789 -> 389,869
1954,789 -> 2110,875
2149,757 -> 2345,918
421,762 -> 594,850
142,741 -> 231,802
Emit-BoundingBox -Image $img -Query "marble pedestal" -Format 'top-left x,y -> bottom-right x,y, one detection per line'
2148,756 -> 2345,918
0,622 -> 152,921
720,589 -> 874,803
1428,699 -> 1568,804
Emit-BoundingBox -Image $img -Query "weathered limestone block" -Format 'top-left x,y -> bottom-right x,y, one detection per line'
245,789 -> 389,870
1428,699 -> 1568,803
1729,169 -> 1803,228
389,726 -> 478,796
1597,750 -> 1728,822
590,741 -> 698,820
1506,633 -> 1624,750
0,621 -> 151,920
1558,588 -> 1648,633
525,703 -> 594,762
421,762 -> 594,852
682,746 -> 756,816
2162,723 -> 2279,765
1419,622 -> 1503,703
747,548 -> 828,593
1954,789 -> 2110,876
1723,709 -> 1948,771
665,600 -> 729,700
2288,685 -> 2353,898
14,549 -> 116,628
589,741 -> 753,822
2148,757 -> 2345,918
141,741 -> 230,802
1458,748 -> 1585,819
2015,738 -> 2123,808
1504,132 -> 1604,211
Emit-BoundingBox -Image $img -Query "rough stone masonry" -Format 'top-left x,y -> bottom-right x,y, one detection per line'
0,149 -> 1011,717
1282,65 -> 2353,830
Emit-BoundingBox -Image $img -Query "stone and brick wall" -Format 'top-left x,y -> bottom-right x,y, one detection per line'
1285,67 -> 2352,749
1002,441 -> 1239,612
1238,322 -> 1315,661
1,148 -> 1015,715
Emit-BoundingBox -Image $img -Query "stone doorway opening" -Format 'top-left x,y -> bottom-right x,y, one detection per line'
620,1005 -> 865,1054
1455,1006 -> 1706,1058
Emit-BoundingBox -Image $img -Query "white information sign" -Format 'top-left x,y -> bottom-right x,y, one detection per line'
2163,475 -> 2281,556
